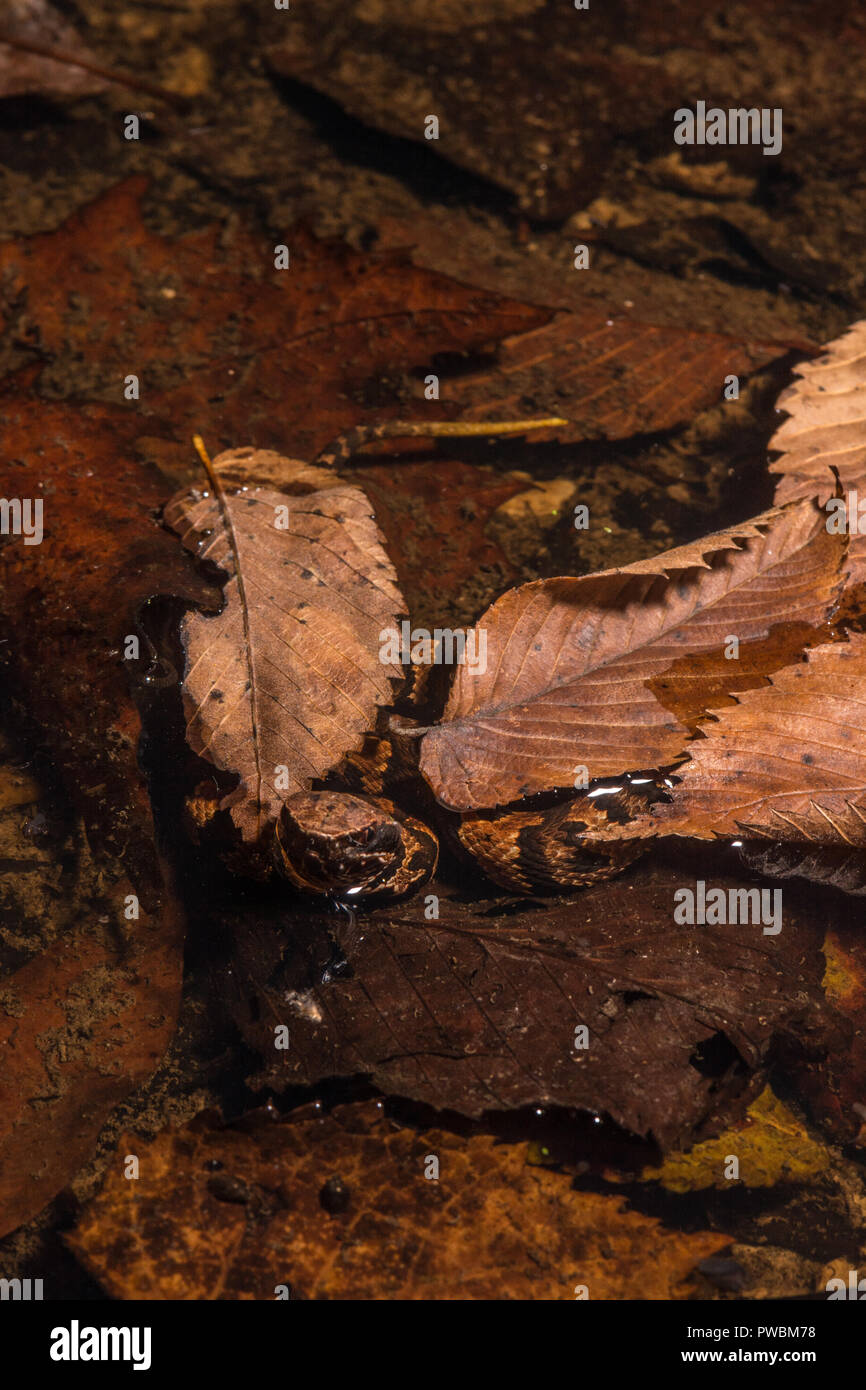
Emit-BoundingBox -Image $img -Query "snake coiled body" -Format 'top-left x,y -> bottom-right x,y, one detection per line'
269,735 -> 666,902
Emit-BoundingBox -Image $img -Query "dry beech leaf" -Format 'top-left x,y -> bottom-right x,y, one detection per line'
420,497 -> 846,811
66,1100 -> 728,1300
164,449 -> 406,842
605,634 -> 866,851
769,318 -> 866,581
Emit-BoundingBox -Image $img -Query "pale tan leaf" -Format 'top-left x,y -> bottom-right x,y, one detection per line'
164,449 -> 405,842
769,318 -> 866,581
420,497 -> 846,811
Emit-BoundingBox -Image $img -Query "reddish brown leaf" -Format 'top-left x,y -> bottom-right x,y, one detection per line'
449,311 -> 799,442
66,1100 -> 728,1300
0,863 -> 185,1240
0,391 -> 214,1237
0,178 -> 548,468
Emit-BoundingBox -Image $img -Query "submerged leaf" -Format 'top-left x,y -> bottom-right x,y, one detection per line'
223,866 -> 837,1147
67,1101 -> 727,1300
165,449 -> 406,842
420,497 -> 846,811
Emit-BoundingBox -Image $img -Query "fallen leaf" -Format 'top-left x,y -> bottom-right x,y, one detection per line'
792,924 -> 866,1144
0,389 -> 215,1237
0,178 -> 547,470
219,862 -> 838,1148
637,1086 -> 832,1193
0,864 -> 185,1240
164,448 -> 406,842
420,497 -> 846,811
449,310 -> 800,441
0,1 -> 108,99
769,317 -> 866,581
66,1100 -> 728,1300
621,634 -> 866,848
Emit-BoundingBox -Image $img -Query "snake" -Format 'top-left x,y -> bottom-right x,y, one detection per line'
269,731 -> 666,903
182,417 -> 668,904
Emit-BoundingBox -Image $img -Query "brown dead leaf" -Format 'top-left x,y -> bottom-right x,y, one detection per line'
793,924 -> 866,1144
218,861 -> 838,1148
625,634 -> 866,848
0,864 -> 185,1240
770,318 -> 866,582
66,1100 -> 727,1300
164,449 -> 406,843
449,310 -> 800,442
420,496 -> 846,811
0,178 -> 547,469
0,1 -> 108,99
0,389 -> 216,1238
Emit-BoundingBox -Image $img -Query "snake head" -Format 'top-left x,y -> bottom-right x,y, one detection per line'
273,790 -> 438,902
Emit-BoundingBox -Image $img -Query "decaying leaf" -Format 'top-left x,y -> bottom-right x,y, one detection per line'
636,1086 -> 832,1193
0,1 -> 108,99
615,634 -> 866,850
770,318 -> 866,580
793,924 -> 866,1145
448,309 -> 802,442
0,390 -> 218,1239
266,1 -> 681,220
164,449 -> 406,842
219,863 -> 839,1148
420,496 -> 847,811
66,1100 -> 728,1300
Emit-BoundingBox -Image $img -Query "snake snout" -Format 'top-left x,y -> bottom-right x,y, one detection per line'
273,790 -> 438,902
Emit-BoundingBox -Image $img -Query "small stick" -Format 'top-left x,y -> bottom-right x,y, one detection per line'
313,417 -> 568,470
192,433 -> 214,476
